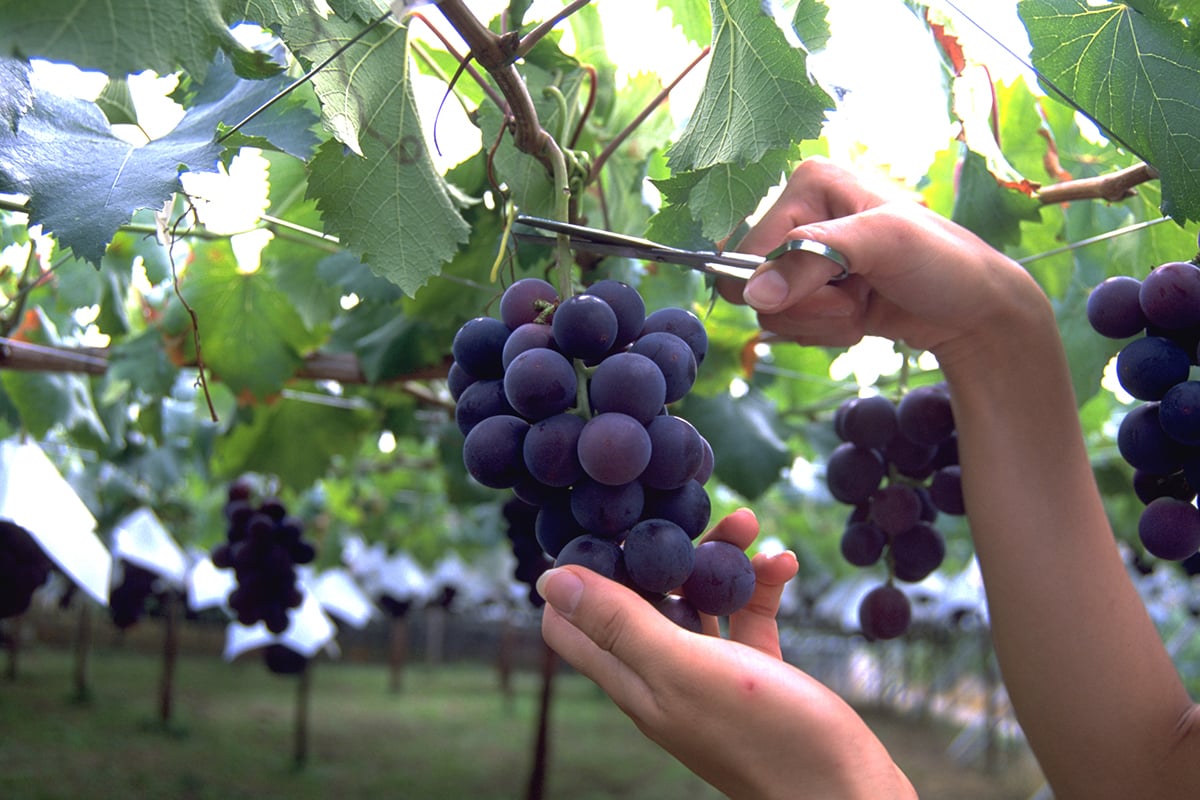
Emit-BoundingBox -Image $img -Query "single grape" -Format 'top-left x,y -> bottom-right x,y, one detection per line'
503,347 -> 577,421
523,412 -> 586,487
264,643 -> 309,675
577,412 -> 653,486
1117,402 -> 1184,474
681,541 -> 755,617
623,519 -> 696,594
825,443 -> 887,505
643,480 -> 712,539
840,521 -> 887,567
552,294 -> 619,361
1115,336 -> 1191,401
451,316 -> 510,379
535,495 -> 587,557
868,484 -> 922,536
884,433 -> 938,480
858,584 -> 911,640
629,332 -> 697,404
500,278 -> 559,329
501,322 -> 559,369
584,279 -> 646,350
1160,380 -> 1200,445
447,362 -> 476,401
654,595 -> 703,633
1139,261 -> 1200,330
641,415 -> 705,490
1087,275 -> 1147,339
693,435 -> 715,484
462,414 -> 530,489
641,307 -> 708,364
570,478 -> 644,537
928,465 -> 965,515
1138,497 -> 1200,560
589,352 -> 667,424
890,522 -> 946,583
455,379 -> 516,436
840,395 -> 899,449
1132,469 -> 1195,505
896,385 -> 955,446
554,535 -> 625,580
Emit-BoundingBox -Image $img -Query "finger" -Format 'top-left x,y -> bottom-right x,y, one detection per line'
728,550 -> 799,659
697,507 -> 760,550
537,566 -> 679,712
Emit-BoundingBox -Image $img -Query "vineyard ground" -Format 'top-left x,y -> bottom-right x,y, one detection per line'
0,636 -> 1047,800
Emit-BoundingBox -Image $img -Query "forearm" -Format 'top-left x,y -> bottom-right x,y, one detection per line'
935,274 -> 1200,797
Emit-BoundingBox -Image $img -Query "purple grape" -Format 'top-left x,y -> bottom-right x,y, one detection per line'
694,435 -> 714,484
535,495 -> 587,557
1087,275 -> 1147,338
584,279 -> 645,350
555,534 -> 625,580
630,332 -> 697,404
523,412 -> 585,487
840,521 -> 887,567
451,316 -> 510,379
589,351 -> 666,424
501,322 -> 558,369
896,385 -> 955,445
503,347 -> 578,421
825,443 -> 886,505
858,584 -> 911,640
1117,402 -> 1184,474
641,307 -> 708,364
643,480 -> 712,539
1138,497 -> 1200,560
1139,261 -> 1200,330
1115,336 -> 1191,401
654,595 -> 703,633
1132,469 -> 1195,505
576,412 -> 652,486
929,465 -> 965,515
681,541 -> 755,616
1160,380 -> 1200,445
462,414 -> 530,489
840,395 -> 899,449
552,294 -> 619,361
455,379 -> 516,436
868,484 -> 922,536
641,415 -> 705,490
570,478 -> 644,537
500,278 -> 559,329
884,433 -> 938,480
447,362 -> 476,401
890,522 -> 945,582
623,519 -> 696,594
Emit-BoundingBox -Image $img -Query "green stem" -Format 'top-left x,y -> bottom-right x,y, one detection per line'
543,136 -> 574,299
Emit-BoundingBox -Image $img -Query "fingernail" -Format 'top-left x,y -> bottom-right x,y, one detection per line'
536,568 -> 583,615
743,269 -> 789,310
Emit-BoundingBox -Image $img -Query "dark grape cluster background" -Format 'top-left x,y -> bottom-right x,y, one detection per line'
210,477 -> 317,674
1088,259 -> 1200,567
108,558 -> 165,629
825,385 -> 965,640
0,520 -> 54,619
451,277 -> 754,628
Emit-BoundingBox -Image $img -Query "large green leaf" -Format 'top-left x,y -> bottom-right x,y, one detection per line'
666,0 -> 829,171
295,16 -> 470,296
0,0 -> 280,80
0,57 -> 31,132
679,389 -> 791,500
658,0 -> 713,47
1019,0 -> 1200,222
952,149 -> 1043,250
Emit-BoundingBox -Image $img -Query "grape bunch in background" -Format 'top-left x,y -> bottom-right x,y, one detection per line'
1088,258 -> 1200,564
451,277 -> 754,628
0,520 -> 53,619
825,385 -> 964,640
210,477 -> 316,635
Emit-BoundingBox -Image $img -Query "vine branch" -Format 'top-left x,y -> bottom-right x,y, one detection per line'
1035,162 -> 1159,205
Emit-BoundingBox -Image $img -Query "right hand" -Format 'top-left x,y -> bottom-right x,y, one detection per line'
717,157 -> 1052,373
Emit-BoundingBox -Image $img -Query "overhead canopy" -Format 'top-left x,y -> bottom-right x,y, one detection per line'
0,437 -> 110,605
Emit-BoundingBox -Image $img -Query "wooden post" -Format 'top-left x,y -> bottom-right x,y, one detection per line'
158,591 -> 180,726
388,614 -> 409,693
525,641 -> 557,800
293,661 -> 312,769
72,600 -> 93,703
4,615 -> 20,680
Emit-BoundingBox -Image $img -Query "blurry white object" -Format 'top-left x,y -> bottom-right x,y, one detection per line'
187,551 -> 236,612
310,567 -> 375,628
0,437 -> 111,605
111,507 -> 188,589
223,585 -> 337,660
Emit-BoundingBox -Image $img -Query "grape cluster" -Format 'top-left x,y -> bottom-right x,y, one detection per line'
451,277 -> 753,626
108,559 -> 162,629
502,495 -> 553,608
826,386 -> 964,639
0,520 -> 53,619
1089,260 -> 1200,563
211,477 -> 316,634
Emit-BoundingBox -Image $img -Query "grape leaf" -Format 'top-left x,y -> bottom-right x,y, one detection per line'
296,16 -> 470,296
952,149 -> 1043,250
212,395 -> 378,490
658,0 -> 712,47
1019,0 -> 1200,222
0,0 -> 280,80
678,389 -> 791,500
666,0 -> 830,171
0,56 -> 32,133
789,0 -> 832,53
0,52 -> 322,265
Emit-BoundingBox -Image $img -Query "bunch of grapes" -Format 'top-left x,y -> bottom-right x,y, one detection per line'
1088,259 -> 1200,563
0,520 -> 53,619
502,495 -> 553,608
108,559 -> 162,629
450,277 -> 753,627
210,477 -> 316,635
825,385 -> 964,640
263,642 -> 309,675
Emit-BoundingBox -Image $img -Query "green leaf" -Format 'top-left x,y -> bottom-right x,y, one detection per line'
0,52 -> 319,264
952,149 -> 1043,250
0,56 -> 32,132
789,0 -> 832,53
212,395 -> 378,490
658,0 -> 712,47
679,389 -> 790,500
95,78 -> 139,127
108,331 -> 181,399
666,0 -> 830,171
1019,0 -> 1200,222
0,0 -> 280,80
295,16 -> 470,296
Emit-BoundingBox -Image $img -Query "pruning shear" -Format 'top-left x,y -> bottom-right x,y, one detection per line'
510,214 -> 850,282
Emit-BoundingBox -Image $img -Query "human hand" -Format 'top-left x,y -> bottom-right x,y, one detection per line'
537,508 -> 915,799
717,157 -> 1051,371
